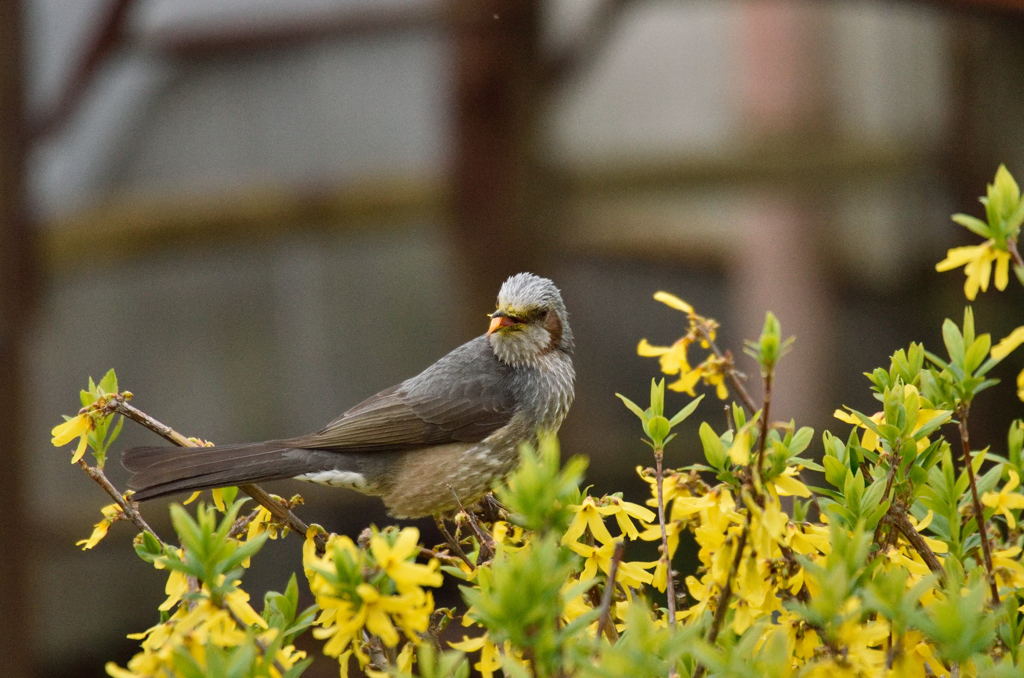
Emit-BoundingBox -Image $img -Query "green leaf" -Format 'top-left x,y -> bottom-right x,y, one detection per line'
646,415 -> 670,444
789,427 -> 814,456
616,393 -> 648,423
650,378 -> 665,417
913,410 -> 953,441
98,368 -> 118,396
844,469 -> 865,511
823,456 -> 848,489
668,394 -> 704,428
942,318 -> 965,369
699,422 -> 726,469
222,532 -> 270,572
964,334 -> 992,375
952,213 -> 992,238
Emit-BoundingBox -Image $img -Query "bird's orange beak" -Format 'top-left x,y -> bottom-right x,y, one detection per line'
488,313 -> 516,335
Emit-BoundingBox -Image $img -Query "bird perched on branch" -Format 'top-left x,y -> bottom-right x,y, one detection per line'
123,273 -> 575,518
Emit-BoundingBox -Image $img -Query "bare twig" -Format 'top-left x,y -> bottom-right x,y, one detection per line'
653,448 -> 678,626
228,508 -> 262,540
448,484 -> 495,562
106,394 -> 327,556
872,460 -> 900,547
886,507 -> 944,576
698,330 -> 757,416
417,546 -> 465,567
76,459 -> 164,544
434,516 -> 474,569
958,406 -> 1000,605
596,542 -> 626,642
754,371 -> 773,482
541,0 -> 634,90
1007,237 -> 1023,269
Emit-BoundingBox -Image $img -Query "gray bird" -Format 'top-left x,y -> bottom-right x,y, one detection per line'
122,273 -> 575,518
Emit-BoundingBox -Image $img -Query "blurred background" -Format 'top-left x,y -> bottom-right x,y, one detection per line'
2,0 -> 1024,675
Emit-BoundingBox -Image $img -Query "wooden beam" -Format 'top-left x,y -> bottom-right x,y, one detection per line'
38,139 -> 931,271
41,178 -> 445,269
0,1 -> 36,675
30,0 -> 137,139
135,4 -> 445,59
448,0 -> 546,336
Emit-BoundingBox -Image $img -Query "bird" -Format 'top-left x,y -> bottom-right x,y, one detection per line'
122,272 -> 575,518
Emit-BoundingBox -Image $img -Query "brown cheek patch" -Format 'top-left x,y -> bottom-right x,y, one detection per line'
545,311 -> 563,351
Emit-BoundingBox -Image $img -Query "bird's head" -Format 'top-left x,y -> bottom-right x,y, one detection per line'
486,273 -> 573,366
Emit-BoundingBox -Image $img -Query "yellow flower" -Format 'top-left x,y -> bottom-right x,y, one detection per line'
603,496 -> 656,540
936,240 -> 1011,300
305,530 -> 435,671
907,511 -> 948,555
224,587 -> 268,628
562,496 -> 616,546
728,429 -> 751,465
700,362 -> 730,400
653,291 -> 694,314
993,547 -> 1024,589
566,540 -> 654,588
770,466 -> 812,498
369,527 -> 443,593
637,466 -> 681,508
638,338 -> 693,377
834,408 -> 882,452
982,469 -> 1024,529
992,326 -> 1024,361
76,503 -> 123,550
1018,368 -> 1024,402
493,521 -> 528,551
51,413 -> 93,463
890,630 -> 947,678
449,635 -> 502,678
159,569 -> 189,611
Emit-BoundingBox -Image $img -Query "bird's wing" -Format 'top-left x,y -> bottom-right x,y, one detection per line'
285,337 -> 516,453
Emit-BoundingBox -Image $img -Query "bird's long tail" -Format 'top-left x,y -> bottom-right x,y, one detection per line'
123,443 -> 320,501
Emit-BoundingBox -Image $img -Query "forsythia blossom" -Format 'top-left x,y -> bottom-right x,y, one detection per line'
637,293 -> 730,399
51,413 -> 93,463
303,527 -> 441,674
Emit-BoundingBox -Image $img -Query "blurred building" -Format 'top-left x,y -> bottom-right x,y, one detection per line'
2,0 -> 1024,675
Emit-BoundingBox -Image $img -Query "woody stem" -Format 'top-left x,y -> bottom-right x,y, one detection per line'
654,448 -> 677,626
76,458 -> 165,545
106,394 -> 327,556
958,405 -> 1000,605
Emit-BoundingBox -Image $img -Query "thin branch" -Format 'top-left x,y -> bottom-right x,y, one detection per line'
886,507 -> 944,576
654,448 -> 678,626
958,406 -> 1000,605
228,508 -> 262,540
30,0 -> 137,139
76,459 -> 164,544
754,371 -> 773,482
106,394 -> 326,555
872,459 -> 900,547
1007,237 -> 1023,269
448,484 -> 494,562
596,542 -> 626,642
417,546 -> 465,567
434,516 -> 474,570
701,334 -> 758,416
541,0 -> 635,91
